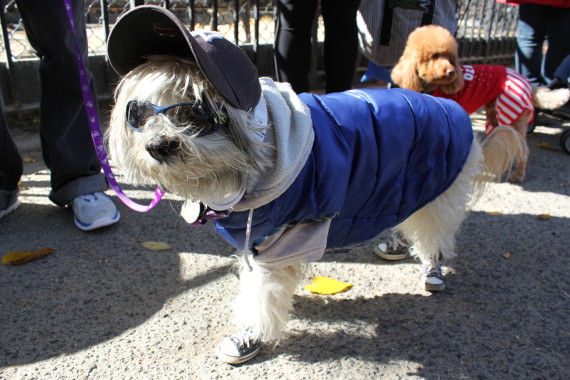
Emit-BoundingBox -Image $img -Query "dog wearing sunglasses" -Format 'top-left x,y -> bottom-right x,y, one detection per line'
106,6 -> 524,365
107,54 -> 525,364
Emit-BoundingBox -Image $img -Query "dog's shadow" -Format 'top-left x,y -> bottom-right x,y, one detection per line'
249,210 -> 569,377
1,181 -> 568,377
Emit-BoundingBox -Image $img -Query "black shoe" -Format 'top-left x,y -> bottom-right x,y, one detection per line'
548,77 -> 568,90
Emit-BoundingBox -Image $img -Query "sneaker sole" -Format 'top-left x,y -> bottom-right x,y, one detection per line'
421,279 -> 446,292
373,246 -> 409,261
74,210 -> 120,231
216,344 -> 261,365
0,199 -> 20,220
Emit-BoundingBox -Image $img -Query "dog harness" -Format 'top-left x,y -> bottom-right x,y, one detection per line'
432,65 -> 535,135
214,85 -> 474,270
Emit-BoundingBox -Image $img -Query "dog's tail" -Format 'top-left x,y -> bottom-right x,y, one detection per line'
532,86 -> 570,110
475,125 -> 525,193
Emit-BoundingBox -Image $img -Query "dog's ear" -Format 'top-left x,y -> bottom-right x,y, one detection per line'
391,54 -> 424,92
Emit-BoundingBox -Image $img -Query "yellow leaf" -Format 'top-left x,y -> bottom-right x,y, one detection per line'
2,247 -> 55,265
502,252 -> 511,259
486,209 -> 503,215
23,157 -> 36,163
304,276 -> 353,295
533,142 -> 558,151
537,213 -> 550,220
140,241 -> 172,251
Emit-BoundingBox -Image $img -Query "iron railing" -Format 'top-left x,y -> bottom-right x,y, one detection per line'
0,0 -> 519,108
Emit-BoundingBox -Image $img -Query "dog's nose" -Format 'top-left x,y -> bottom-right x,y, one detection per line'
446,68 -> 456,76
145,139 -> 180,162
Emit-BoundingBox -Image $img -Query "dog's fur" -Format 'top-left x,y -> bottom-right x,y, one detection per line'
391,25 -> 570,182
108,55 -> 523,348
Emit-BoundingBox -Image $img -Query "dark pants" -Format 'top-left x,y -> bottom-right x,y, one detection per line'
554,55 -> 570,82
274,0 -> 361,94
0,0 -> 107,205
516,3 -> 570,85
0,92 -> 22,194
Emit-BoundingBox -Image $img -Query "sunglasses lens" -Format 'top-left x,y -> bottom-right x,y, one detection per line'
126,101 -> 226,135
165,104 -> 212,123
165,104 -> 219,134
127,101 -> 155,130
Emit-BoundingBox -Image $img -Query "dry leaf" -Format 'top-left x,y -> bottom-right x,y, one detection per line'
140,241 -> 172,251
537,213 -> 550,220
23,157 -> 36,163
533,142 -> 558,151
502,252 -> 511,259
486,209 -> 503,216
304,276 -> 353,295
2,247 -> 55,265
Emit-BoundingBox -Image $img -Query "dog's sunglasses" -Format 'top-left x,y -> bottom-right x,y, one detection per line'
126,100 -> 228,136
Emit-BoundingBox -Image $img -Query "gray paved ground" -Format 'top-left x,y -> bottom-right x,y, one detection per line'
1,107 -> 569,380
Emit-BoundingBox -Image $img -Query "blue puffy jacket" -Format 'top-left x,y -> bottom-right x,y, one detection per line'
214,88 -> 473,252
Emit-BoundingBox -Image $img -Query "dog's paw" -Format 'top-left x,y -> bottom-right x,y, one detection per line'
508,172 -> 525,183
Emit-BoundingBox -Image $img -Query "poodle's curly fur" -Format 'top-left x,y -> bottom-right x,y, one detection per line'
392,25 -> 570,182
392,25 -> 464,95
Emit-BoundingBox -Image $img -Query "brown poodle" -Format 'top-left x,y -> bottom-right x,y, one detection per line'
391,25 -> 570,182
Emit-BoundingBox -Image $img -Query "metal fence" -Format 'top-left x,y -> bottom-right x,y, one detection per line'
0,0 -> 519,108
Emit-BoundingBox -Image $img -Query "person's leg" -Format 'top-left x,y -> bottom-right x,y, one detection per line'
274,0 -> 318,93
553,55 -> 570,83
543,7 -> 570,84
549,55 -> 570,120
516,3 -> 548,85
15,0 -> 107,206
320,0 -> 361,93
0,95 -> 23,193
0,92 -> 23,217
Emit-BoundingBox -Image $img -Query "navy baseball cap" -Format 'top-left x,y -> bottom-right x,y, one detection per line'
107,5 -> 261,112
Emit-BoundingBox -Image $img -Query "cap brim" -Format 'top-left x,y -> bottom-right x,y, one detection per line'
107,5 -> 260,111
107,6 -> 192,76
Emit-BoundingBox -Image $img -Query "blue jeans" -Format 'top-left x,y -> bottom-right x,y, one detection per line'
554,55 -> 570,82
0,0 -> 107,205
516,3 -> 570,85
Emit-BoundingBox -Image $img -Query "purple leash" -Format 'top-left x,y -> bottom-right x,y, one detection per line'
63,0 -> 164,212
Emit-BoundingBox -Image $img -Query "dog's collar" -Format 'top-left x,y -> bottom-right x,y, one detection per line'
181,200 -> 230,225
420,81 -> 438,95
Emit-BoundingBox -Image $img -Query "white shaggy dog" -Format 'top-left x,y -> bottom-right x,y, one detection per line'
106,6 -> 524,364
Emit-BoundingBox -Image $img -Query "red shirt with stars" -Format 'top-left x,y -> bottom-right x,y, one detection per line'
432,64 -> 507,114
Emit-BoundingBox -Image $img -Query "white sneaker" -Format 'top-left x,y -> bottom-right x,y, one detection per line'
0,189 -> 19,220
72,192 -> 120,231
420,261 -> 446,292
374,240 -> 409,261
216,330 -> 261,364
